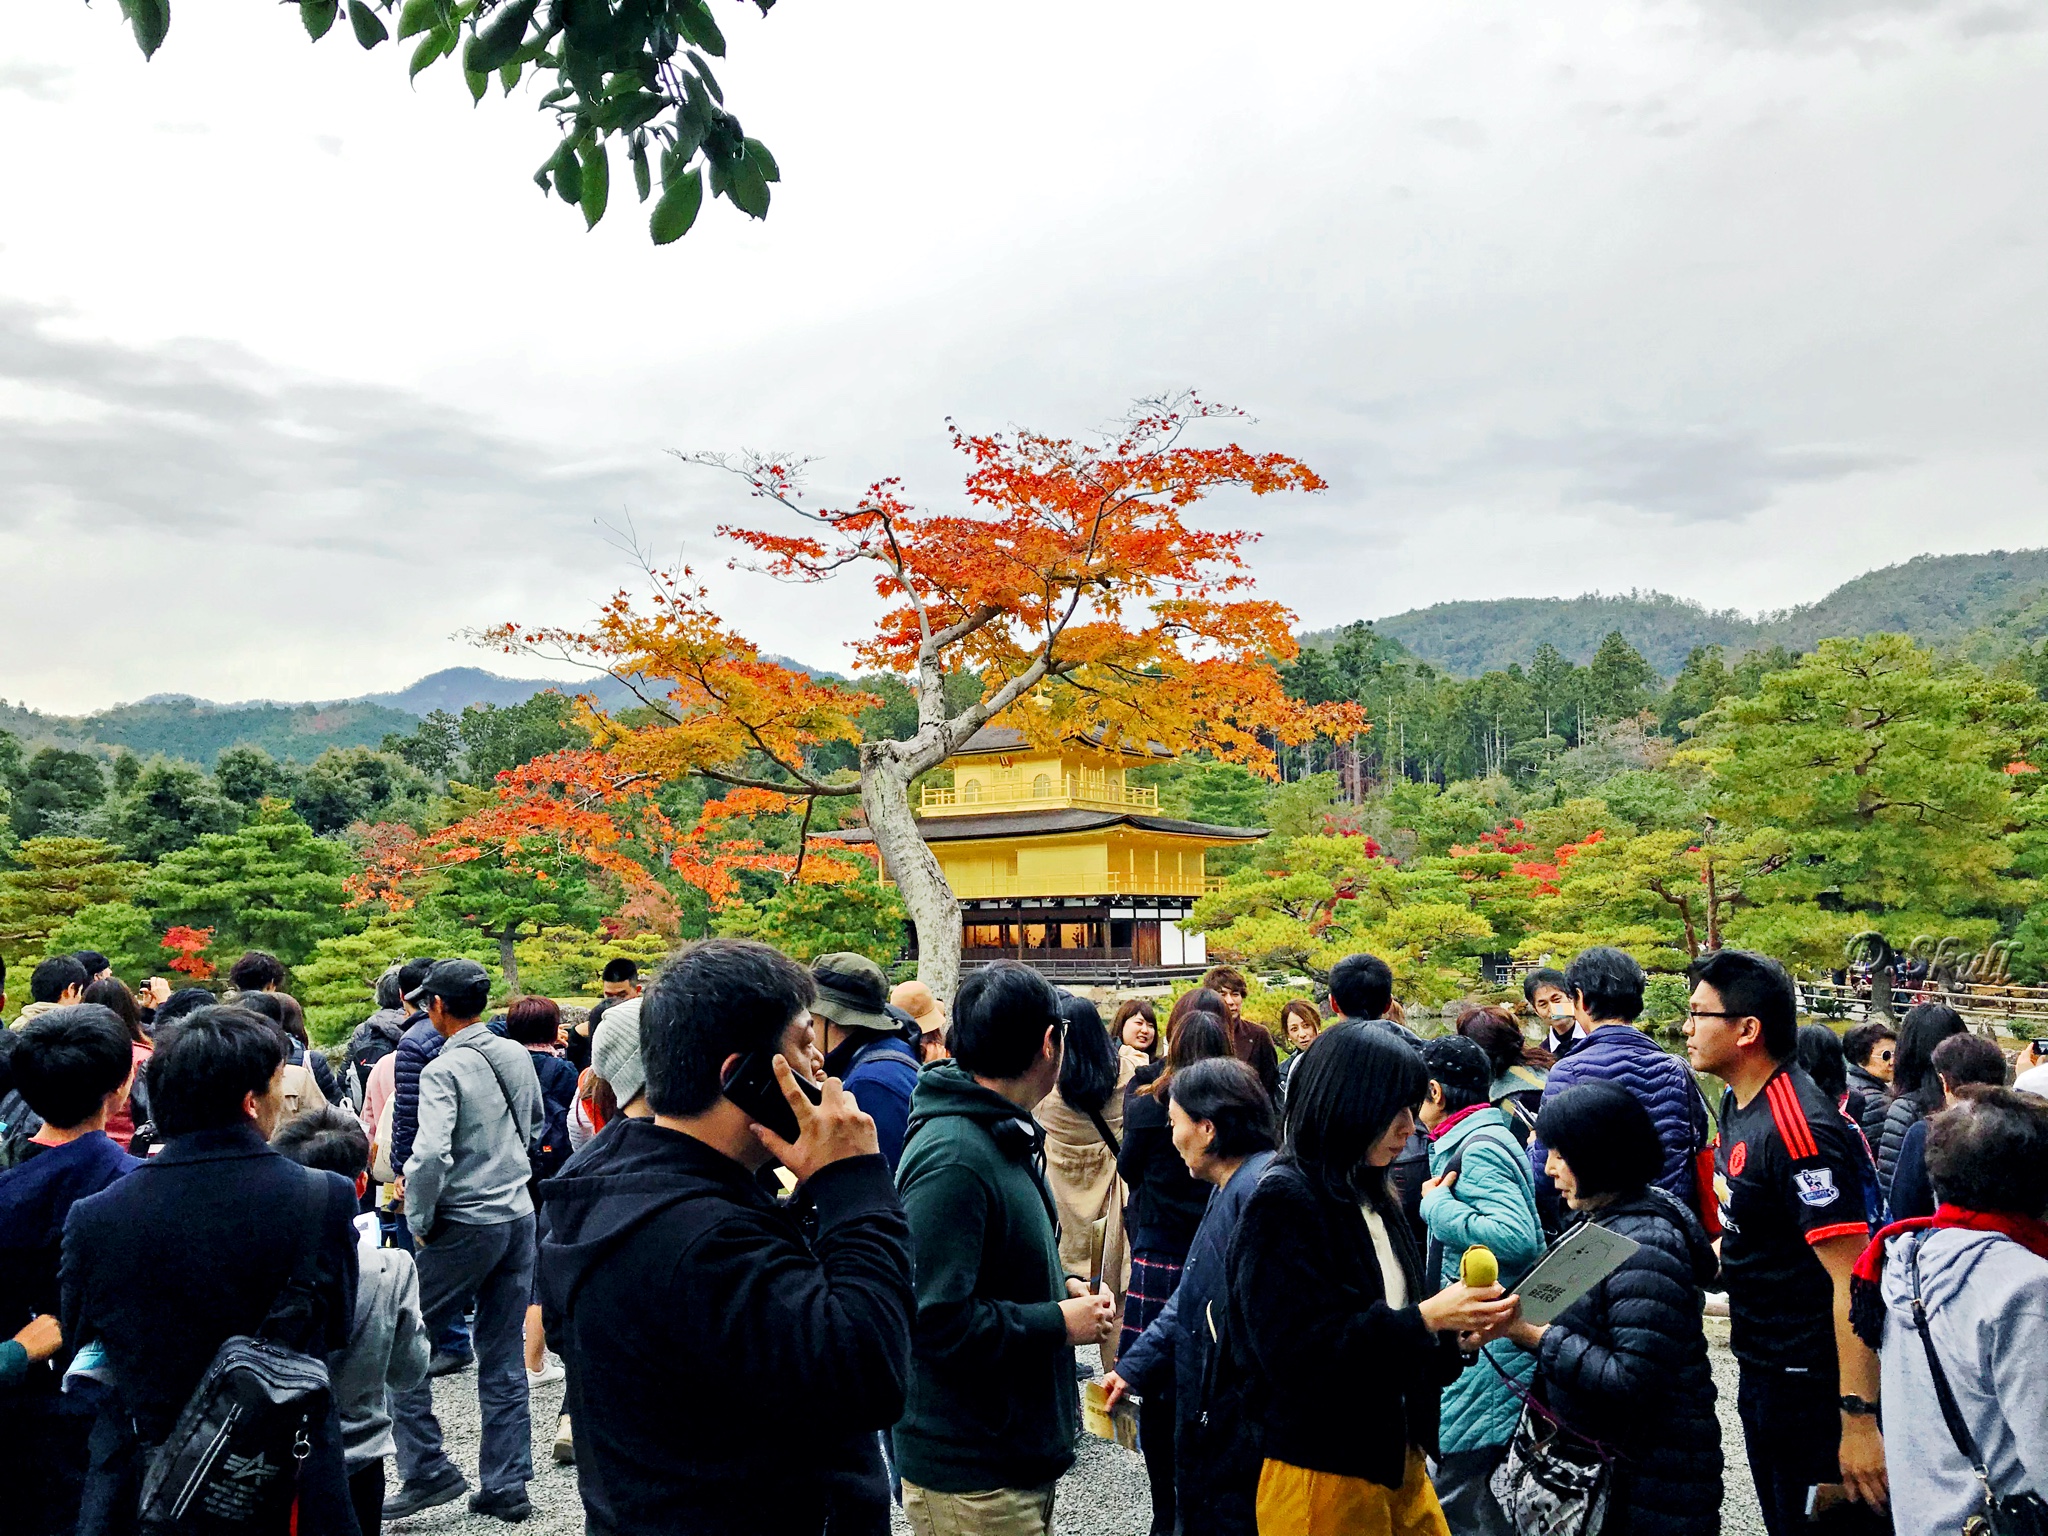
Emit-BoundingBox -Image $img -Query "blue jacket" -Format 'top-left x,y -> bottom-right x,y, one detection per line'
1531,1024 -> 1710,1218
1419,1108 -> 1543,1454
0,1132 -> 139,1394
838,1034 -> 922,1171
388,1013 -> 440,1181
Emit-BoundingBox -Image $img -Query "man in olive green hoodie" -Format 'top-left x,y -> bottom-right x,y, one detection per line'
893,963 -> 1117,1536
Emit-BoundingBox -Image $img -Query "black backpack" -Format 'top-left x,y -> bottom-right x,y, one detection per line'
137,1177 -> 335,1536
344,1021 -> 404,1111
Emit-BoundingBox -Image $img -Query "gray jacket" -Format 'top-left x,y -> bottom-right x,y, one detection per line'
338,1216 -> 431,1469
1879,1226 -> 2048,1534
403,1022 -> 541,1237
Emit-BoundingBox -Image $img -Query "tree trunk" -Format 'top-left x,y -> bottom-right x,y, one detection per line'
496,929 -> 520,995
859,758 -> 963,1003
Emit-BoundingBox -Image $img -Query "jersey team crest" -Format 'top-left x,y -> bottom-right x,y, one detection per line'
1792,1166 -> 1838,1207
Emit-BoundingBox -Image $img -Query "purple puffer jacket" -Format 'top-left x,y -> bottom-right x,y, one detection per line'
1529,1023 -> 1711,1217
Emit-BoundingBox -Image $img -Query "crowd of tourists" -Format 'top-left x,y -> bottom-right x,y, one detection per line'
1,936 -> 2046,1536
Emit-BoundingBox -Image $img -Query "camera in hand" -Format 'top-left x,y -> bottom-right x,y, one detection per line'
721,1051 -> 823,1144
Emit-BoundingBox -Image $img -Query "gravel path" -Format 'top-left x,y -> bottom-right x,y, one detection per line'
396,1326 -> 1764,1536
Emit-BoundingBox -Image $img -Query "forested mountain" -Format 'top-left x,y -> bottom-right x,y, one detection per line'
1360,593 -> 1754,676
1761,549 -> 2048,652
1339,547 -> 2048,678
0,697 -> 420,767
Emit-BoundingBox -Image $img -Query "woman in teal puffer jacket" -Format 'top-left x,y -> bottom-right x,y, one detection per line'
1417,1036 -> 1546,1536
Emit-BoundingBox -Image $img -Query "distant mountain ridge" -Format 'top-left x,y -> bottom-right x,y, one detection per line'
0,659 -> 846,766
1316,547 -> 2048,677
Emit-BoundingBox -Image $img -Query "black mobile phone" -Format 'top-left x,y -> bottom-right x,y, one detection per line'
721,1051 -> 822,1144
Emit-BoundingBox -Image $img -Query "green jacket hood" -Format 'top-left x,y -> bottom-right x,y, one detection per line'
902,1061 -> 1040,1141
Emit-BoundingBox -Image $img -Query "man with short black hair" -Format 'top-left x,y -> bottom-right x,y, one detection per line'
0,1006 -> 140,1535
568,957 -> 642,1073
1884,1033 -> 2008,1222
1328,950 -> 1430,1241
1867,1087 -> 2048,1536
894,961 -> 1117,1536
61,1006 -> 359,1532
14,956 -> 88,1028
1685,949 -> 1886,1536
1531,946 -> 1715,1224
1328,951 -> 1395,1025
388,959 -> 540,1523
228,948 -> 289,994
1522,966 -> 1579,1057
540,938 -> 914,1536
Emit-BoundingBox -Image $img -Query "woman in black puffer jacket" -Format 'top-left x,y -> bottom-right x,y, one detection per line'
1508,1083 -> 1721,1535
1875,1003 -> 1967,1198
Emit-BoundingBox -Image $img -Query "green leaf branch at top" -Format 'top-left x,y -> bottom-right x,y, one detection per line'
101,0 -> 781,245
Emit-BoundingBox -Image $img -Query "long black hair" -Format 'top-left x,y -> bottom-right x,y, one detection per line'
1055,993 -> 1119,1115
1282,1021 -> 1428,1209
1795,1023 -> 1848,1100
1893,1003 -> 1968,1111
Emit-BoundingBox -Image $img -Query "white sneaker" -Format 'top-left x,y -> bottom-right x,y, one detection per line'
527,1359 -> 565,1387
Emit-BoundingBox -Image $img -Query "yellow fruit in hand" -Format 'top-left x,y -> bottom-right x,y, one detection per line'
1461,1245 -> 1499,1289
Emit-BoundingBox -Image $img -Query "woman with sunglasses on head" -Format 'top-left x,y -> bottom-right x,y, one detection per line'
1227,1023 -> 1520,1536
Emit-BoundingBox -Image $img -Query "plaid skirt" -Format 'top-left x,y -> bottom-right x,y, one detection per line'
1119,1249 -> 1186,1355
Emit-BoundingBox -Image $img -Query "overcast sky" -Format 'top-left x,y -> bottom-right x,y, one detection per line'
5,0 -> 2045,713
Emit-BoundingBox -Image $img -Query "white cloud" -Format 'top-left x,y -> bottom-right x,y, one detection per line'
3,0 -> 2045,711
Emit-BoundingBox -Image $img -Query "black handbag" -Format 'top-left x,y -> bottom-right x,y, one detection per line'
1481,1320 -> 1614,1536
1907,1235 -> 2048,1536
136,1177 -> 334,1536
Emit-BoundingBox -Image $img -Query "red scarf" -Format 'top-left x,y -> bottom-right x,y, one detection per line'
1848,1204 -> 2048,1347
1426,1102 -> 1493,1142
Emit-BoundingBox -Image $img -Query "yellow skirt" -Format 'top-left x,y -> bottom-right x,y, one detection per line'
1256,1448 -> 1449,1536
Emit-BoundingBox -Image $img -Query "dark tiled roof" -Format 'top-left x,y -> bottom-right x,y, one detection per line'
820,808 -> 1266,844
950,724 -> 1173,760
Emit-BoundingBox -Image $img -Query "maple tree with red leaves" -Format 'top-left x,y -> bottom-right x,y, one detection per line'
161,925 -> 216,980
412,394 -> 1361,997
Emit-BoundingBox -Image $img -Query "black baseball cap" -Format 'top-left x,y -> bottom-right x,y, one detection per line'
406,958 -> 491,1017
1420,1034 -> 1493,1103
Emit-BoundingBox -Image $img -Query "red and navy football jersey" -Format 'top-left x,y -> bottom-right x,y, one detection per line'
1716,1064 -> 1874,1373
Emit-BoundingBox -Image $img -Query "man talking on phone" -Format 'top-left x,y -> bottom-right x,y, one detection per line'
536,939 -> 913,1536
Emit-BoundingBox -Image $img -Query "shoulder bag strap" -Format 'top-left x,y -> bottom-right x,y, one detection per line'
1908,1235 -> 2001,1496
1084,1106 -> 1122,1162
461,1036 -> 534,1143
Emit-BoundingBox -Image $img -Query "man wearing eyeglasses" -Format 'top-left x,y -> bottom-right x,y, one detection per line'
1686,949 -> 1888,1536
1840,1024 -> 1896,1151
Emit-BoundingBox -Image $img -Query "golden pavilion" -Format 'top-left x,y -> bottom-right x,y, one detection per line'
830,727 -> 1267,981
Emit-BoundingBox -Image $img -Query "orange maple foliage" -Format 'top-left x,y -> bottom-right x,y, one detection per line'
1512,830 -> 1606,895
412,395 -> 1364,982
162,925 -> 216,980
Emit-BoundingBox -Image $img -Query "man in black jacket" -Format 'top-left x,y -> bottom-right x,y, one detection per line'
539,939 -> 913,1536
61,1006 -> 359,1535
